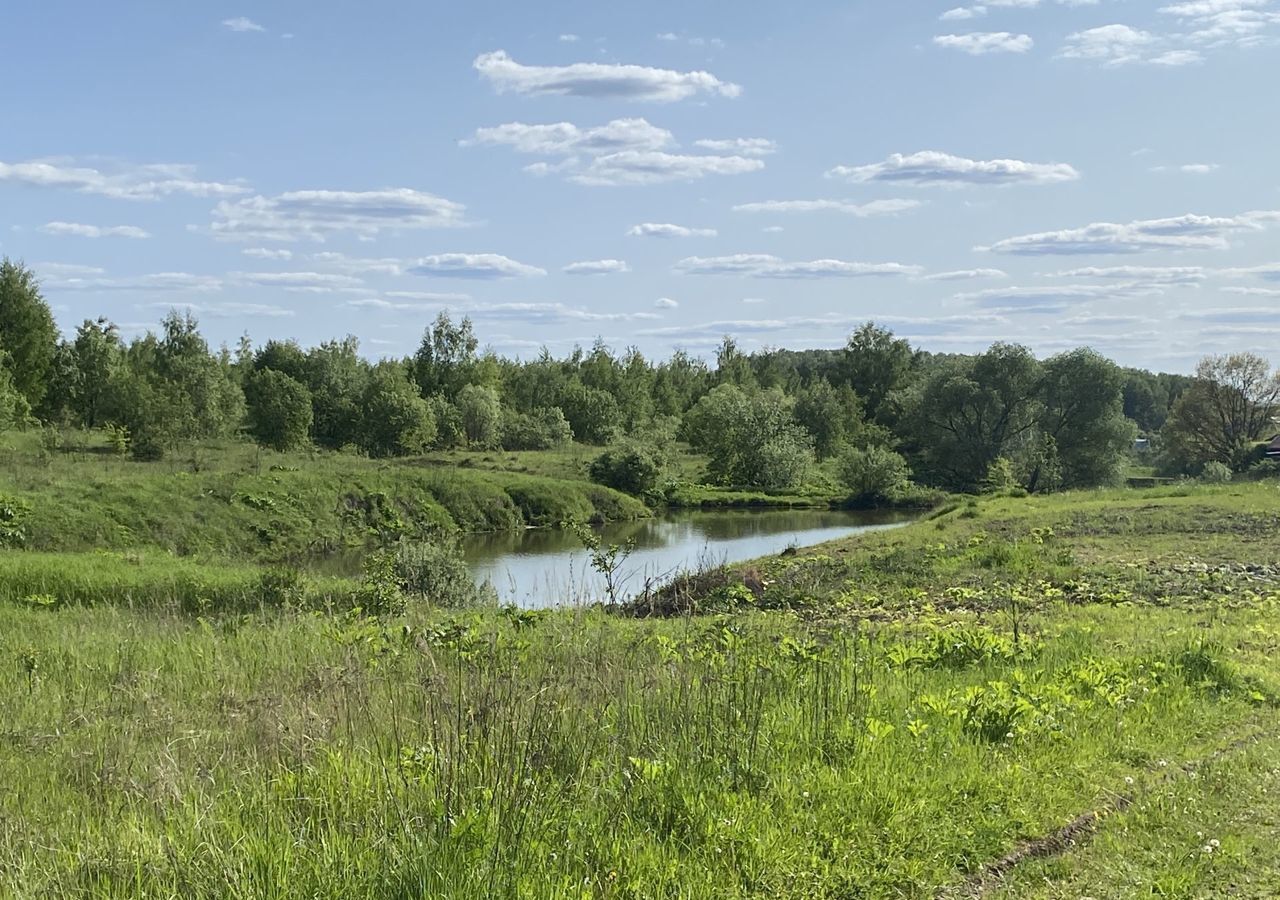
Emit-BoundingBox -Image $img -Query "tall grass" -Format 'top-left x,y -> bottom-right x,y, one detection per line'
0,601 -> 1271,898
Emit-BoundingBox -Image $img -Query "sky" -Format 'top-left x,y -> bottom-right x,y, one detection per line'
2,0 -> 1278,373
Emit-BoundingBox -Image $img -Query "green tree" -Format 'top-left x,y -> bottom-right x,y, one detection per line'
456,383 -> 503,449
70,318 -> 123,428
560,381 -> 621,445
359,365 -> 436,458
843,322 -> 913,422
1036,349 -> 1134,490
306,338 -> 368,450
244,368 -> 314,451
412,311 -> 478,399
0,259 -> 59,409
1163,353 -> 1280,471
793,380 -> 866,459
906,343 -> 1043,491
684,385 -> 814,489
589,444 -> 664,496
0,351 -> 32,430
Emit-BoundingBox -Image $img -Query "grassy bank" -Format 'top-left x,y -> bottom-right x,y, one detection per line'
2,482 -> 1280,896
0,431 -> 647,561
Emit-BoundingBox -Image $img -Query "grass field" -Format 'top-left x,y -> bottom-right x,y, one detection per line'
2,479 -> 1279,897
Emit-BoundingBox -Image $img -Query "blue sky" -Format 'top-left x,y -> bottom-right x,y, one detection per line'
2,0 -> 1278,371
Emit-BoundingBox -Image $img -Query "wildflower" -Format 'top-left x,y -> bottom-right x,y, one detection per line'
1202,844 -> 1215,854
1124,776 -> 1135,786
1209,839 -> 1220,848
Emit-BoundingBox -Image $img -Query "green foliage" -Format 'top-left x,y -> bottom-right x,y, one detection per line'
244,368 -> 314,451
391,540 -> 494,608
0,259 -> 58,408
844,322 -> 914,422
1163,353 -> 1280,472
500,406 -> 573,450
559,381 -> 621,445
981,457 -> 1019,494
358,365 -> 436,458
590,444 -> 664,497
412,311 -> 479,398
684,384 -> 814,490
1200,460 -> 1233,484
456,383 -> 503,449
836,445 -> 912,506
0,495 -> 31,548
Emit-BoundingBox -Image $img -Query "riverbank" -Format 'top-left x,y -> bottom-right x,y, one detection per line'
3,482 -> 1279,896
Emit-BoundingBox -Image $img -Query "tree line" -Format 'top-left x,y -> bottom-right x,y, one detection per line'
1,258 -> 1276,497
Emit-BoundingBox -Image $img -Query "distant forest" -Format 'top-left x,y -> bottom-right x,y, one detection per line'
2,258 -> 1277,497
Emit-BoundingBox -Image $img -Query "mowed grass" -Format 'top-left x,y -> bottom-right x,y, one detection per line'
2,481 -> 1280,897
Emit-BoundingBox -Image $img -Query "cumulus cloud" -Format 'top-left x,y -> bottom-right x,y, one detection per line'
627,223 -> 718,238
933,32 -> 1034,54
210,188 -> 467,241
242,247 -> 293,261
221,17 -> 265,32
0,158 -> 248,201
828,151 -> 1080,187
467,118 -> 764,186
674,255 -> 922,279
38,221 -> 150,239
985,210 -> 1279,255
563,259 -> 631,275
473,50 -> 741,102
655,297 -> 679,309
732,198 -> 922,216
693,138 -> 777,156
467,118 -> 674,155
409,253 -> 547,279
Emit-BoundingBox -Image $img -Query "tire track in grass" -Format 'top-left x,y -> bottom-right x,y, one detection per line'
942,718 -> 1280,899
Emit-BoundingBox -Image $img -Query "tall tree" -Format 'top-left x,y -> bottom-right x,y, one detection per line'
1164,353 -> 1280,470
0,259 -> 59,408
70,318 -> 123,428
843,322 -> 913,422
244,368 -> 314,451
412,312 -> 479,399
1037,349 -> 1134,490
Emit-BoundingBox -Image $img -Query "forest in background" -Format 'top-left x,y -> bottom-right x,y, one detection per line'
2,257 -> 1278,505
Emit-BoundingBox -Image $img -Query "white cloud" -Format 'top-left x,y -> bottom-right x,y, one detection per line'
655,297 -> 679,308
563,259 -> 631,275
222,17 -> 265,33
957,282 -> 1164,309
210,188 -> 467,241
38,221 -> 150,239
559,34 -> 580,43
0,158 -> 248,201
732,198 -> 922,216
933,32 -> 1034,54
627,223 -> 718,238
409,253 -> 547,279
941,7 -> 987,21
473,50 -> 741,102
41,271 -> 224,293
242,247 -> 293,261
828,150 -> 1080,187
986,210 -> 1279,255
309,252 -> 404,276
693,138 -> 777,156
1059,25 -> 1162,64
146,301 -> 293,319
467,118 -> 764,185
464,302 -> 659,324
674,254 -> 922,279
921,268 -> 1009,280
467,118 -> 674,155
230,271 -> 365,293
1047,265 -> 1208,283
570,150 -> 764,186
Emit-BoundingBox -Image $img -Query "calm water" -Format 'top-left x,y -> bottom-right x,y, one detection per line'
461,508 -> 915,608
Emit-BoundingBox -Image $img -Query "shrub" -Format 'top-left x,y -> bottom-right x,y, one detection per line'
1200,460 -> 1233,484
392,541 -> 493,608
0,495 -> 32,548
837,445 -> 911,507
589,445 -> 664,497
501,407 -> 573,450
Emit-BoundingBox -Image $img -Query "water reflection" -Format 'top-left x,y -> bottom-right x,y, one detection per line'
462,508 -> 914,608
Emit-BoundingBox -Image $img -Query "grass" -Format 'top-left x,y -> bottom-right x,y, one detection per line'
0,430 -> 648,562
2,478 -> 1280,896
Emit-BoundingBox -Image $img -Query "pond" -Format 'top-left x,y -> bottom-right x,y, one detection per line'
461,508 -> 916,608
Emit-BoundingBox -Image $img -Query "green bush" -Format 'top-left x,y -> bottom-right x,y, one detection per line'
589,445 -> 664,497
1200,460 -> 1233,484
392,541 -> 494,608
837,445 -> 911,507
